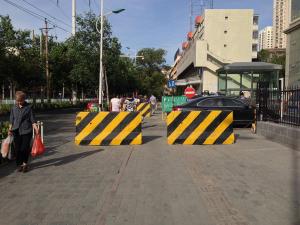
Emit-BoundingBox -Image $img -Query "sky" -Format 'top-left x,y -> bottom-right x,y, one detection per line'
0,0 -> 273,65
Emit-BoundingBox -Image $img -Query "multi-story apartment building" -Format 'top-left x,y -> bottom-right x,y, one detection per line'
285,0 -> 300,86
171,9 -> 259,93
259,26 -> 274,50
273,0 -> 290,49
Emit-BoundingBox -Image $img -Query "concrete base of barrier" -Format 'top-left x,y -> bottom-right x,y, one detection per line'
75,112 -> 142,146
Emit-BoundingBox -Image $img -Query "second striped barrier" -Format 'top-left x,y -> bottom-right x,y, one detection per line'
75,112 -> 142,146
137,103 -> 151,118
166,111 -> 235,145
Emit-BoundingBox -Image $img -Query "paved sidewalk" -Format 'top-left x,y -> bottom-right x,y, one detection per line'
0,110 -> 299,225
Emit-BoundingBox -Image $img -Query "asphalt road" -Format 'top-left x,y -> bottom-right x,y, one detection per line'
0,109 -> 299,225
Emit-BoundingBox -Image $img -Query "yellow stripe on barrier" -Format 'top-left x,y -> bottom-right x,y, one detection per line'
166,111 -> 181,126
168,111 -> 200,145
76,112 -> 90,126
110,114 -> 142,145
75,112 -> 142,146
183,111 -> 221,145
167,111 -> 235,145
204,113 -> 233,145
75,112 -> 109,145
137,103 -> 151,118
90,113 -> 129,145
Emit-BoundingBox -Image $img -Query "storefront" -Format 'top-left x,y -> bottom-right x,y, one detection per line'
217,62 -> 282,97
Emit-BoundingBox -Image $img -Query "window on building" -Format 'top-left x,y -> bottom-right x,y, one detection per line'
224,30 -> 228,34
253,16 -> 259,25
225,16 -> 228,20
252,44 -> 258,52
224,44 -> 227,47
292,0 -> 300,21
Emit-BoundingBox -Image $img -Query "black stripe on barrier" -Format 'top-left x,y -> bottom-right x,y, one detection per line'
167,112 -> 190,137
138,104 -> 147,111
101,113 -> 137,146
121,124 -> 141,145
174,111 -> 210,144
76,113 -> 95,133
214,123 -> 234,144
194,111 -> 230,145
80,112 -> 118,145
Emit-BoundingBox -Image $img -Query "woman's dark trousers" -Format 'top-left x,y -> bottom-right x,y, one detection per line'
13,130 -> 32,166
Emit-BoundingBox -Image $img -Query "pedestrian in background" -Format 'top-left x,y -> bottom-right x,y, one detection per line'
9,91 -> 39,173
110,95 -> 121,112
124,96 -> 137,112
149,94 -> 157,115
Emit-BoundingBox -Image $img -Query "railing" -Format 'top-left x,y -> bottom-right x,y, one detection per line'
0,98 -> 93,105
257,87 -> 300,126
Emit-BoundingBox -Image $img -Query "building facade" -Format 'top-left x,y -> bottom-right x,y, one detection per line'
259,26 -> 274,50
285,0 -> 300,86
273,0 -> 290,49
171,9 -> 258,93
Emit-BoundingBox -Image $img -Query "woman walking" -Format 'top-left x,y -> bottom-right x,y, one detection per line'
9,91 -> 39,173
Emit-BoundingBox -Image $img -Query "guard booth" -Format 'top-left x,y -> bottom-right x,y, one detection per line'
217,62 -> 282,99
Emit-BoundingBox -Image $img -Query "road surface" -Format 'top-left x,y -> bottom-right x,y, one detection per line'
0,109 -> 299,225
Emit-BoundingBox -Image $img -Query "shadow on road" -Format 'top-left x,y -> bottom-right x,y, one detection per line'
143,136 -> 162,144
234,133 -> 256,141
30,149 -> 102,170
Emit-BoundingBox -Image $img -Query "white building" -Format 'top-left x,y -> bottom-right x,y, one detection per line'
273,0 -> 290,49
171,9 -> 259,93
259,26 -> 274,50
285,0 -> 300,86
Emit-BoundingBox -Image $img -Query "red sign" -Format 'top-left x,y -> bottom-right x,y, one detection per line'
184,87 -> 196,99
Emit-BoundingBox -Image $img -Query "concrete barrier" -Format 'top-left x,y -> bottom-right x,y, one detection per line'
137,103 -> 151,118
75,112 -> 142,146
167,111 -> 235,145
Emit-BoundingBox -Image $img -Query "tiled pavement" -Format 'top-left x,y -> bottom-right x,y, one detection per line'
0,110 -> 299,225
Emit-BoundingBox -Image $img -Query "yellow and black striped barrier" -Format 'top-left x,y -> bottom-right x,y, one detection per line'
167,111 -> 235,145
75,112 -> 142,146
137,103 -> 151,118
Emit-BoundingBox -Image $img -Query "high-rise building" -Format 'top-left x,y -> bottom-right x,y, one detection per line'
285,0 -> 300,86
273,0 -> 290,49
171,9 -> 259,93
259,26 -> 274,50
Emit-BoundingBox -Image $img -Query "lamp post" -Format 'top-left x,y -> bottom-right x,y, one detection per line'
97,0 -> 125,110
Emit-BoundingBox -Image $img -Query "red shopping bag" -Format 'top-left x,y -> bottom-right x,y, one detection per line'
31,134 -> 45,157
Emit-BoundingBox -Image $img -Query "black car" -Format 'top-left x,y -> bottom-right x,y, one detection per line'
173,96 -> 254,127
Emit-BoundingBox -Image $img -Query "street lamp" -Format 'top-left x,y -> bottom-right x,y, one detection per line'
97,0 -> 125,110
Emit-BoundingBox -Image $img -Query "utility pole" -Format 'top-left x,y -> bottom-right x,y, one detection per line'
45,19 -> 50,103
40,19 -> 53,104
72,0 -> 76,35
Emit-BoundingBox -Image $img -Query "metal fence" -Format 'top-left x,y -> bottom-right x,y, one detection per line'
257,87 -> 300,126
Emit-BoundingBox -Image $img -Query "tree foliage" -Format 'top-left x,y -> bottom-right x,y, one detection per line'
0,13 -> 168,100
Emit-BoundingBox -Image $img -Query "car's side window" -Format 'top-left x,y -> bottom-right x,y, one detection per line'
223,99 -> 244,107
197,99 -> 223,107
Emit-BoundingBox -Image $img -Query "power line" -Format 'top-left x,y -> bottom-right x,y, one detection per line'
21,0 -> 71,28
2,0 -> 71,34
49,0 -> 70,21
